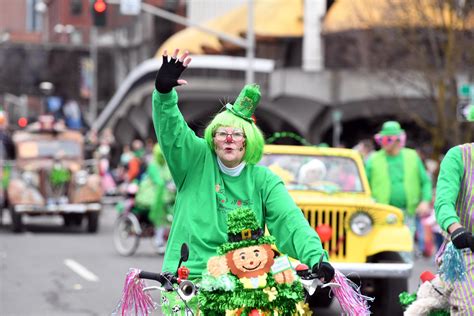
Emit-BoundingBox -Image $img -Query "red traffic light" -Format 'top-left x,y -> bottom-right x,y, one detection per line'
18,117 -> 28,128
93,0 -> 107,13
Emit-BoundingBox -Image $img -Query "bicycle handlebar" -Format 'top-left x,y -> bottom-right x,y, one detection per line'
138,271 -> 178,291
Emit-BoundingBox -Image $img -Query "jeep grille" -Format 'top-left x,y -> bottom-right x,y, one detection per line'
301,207 -> 348,260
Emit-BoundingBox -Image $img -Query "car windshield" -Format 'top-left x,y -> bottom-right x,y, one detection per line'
17,140 -> 81,159
260,154 -> 364,193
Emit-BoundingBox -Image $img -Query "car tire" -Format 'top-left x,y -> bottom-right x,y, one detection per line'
370,252 -> 407,316
307,287 -> 334,309
63,214 -> 83,227
87,212 -> 100,233
113,214 -> 140,256
9,206 -> 23,233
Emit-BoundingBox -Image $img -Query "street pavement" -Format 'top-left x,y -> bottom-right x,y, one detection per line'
0,202 -> 436,315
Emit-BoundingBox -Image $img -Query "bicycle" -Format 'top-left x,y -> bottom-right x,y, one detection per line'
113,183 -> 170,256
112,243 -> 372,315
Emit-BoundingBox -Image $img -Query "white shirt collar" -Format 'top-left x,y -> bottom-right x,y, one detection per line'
217,157 -> 246,177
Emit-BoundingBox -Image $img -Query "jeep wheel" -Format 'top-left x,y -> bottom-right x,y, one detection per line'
372,277 -> 407,315
9,206 -> 23,233
87,212 -> 100,233
371,252 -> 407,316
63,214 -> 83,227
307,287 -> 334,309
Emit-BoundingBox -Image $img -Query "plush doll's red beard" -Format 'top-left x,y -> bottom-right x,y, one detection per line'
226,244 -> 275,279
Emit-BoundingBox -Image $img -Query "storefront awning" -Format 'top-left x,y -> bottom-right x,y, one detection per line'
157,0 -> 304,55
323,0 -> 474,33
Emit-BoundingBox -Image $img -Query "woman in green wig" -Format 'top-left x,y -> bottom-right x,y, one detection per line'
152,49 -> 334,313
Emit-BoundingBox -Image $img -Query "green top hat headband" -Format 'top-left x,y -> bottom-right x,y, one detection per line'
226,84 -> 261,123
378,121 -> 405,136
218,207 -> 275,255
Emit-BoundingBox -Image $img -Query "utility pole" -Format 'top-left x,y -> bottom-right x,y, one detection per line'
246,0 -> 255,84
90,27 -> 99,122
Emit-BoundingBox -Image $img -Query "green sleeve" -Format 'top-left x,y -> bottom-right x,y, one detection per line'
417,156 -> 433,202
263,171 -> 328,267
434,146 -> 462,231
152,89 -> 208,189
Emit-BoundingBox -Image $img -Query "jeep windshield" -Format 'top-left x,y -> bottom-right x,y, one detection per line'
260,154 -> 363,193
17,140 -> 81,159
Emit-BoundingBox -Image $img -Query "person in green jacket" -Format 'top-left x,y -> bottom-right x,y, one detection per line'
147,143 -> 175,253
365,121 -> 432,237
152,49 -> 333,283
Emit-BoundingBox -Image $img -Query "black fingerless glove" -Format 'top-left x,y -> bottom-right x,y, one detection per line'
451,227 -> 474,252
312,261 -> 335,283
155,55 -> 187,93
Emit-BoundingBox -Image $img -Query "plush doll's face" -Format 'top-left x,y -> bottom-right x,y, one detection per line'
226,244 -> 275,278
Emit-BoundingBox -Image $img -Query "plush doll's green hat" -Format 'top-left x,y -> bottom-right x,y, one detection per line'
218,207 -> 275,255
225,84 -> 261,123
378,121 -> 405,136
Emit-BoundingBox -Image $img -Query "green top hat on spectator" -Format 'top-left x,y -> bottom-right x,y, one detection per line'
378,121 -> 404,136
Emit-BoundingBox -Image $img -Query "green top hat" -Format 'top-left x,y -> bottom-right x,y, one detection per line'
218,207 -> 275,255
467,105 -> 474,122
378,121 -> 404,136
226,84 -> 261,123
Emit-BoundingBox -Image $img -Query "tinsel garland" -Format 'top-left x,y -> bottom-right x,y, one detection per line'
112,268 -> 157,316
399,291 -> 449,316
198,273 -> 304,316
199,273 -> 236,292
399,291 -> 417,307
50,166 -> 71,186
218,236 -> 276,255
266,131 -> 313,146
439,242 -> 466,283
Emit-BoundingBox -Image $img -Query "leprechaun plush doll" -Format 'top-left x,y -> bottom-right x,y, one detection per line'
197,207 -> 311,316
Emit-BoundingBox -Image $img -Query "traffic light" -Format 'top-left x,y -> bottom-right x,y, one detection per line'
91,0 -> 107,27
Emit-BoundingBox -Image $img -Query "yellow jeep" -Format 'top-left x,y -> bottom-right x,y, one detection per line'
261,145 -> 413,314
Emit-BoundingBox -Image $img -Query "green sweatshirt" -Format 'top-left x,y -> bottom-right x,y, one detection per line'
434,146 -> 462,232
152,89 -> 327,278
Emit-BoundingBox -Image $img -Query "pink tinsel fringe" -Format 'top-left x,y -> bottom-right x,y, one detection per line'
332,270 -> 374,315
112,268 -> 157,316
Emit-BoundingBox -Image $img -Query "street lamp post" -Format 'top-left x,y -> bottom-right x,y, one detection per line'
89,27 -> 99,123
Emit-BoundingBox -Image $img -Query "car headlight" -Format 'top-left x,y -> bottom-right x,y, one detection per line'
75,170 -> 88,186
350,212 -> 373,236
385,213 -> 398,225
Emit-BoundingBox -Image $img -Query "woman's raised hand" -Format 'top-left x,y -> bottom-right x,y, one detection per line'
154,49 -> 192,93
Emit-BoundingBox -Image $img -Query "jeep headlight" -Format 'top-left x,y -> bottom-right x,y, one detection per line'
350,212 -> 373,236
75,170 -> 88,186
385,213 -> 398,225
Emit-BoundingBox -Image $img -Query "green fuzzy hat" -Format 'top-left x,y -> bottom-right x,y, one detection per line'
225,84 -> 261,123
218,207 -> 275,255
378,121 -> 404,136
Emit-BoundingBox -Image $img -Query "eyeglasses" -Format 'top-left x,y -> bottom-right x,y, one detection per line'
214,131 -> 245,142
379,135 -> 401,146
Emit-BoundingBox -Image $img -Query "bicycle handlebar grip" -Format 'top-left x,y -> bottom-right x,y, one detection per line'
138,271 -> 162,281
